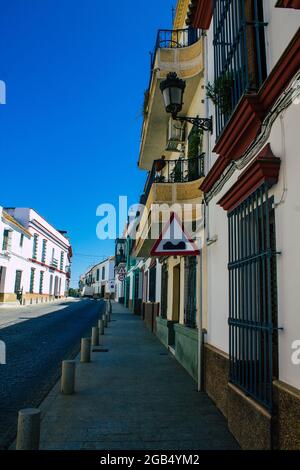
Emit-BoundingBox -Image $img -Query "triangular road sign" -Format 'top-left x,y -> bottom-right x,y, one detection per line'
150,212 -> 200,257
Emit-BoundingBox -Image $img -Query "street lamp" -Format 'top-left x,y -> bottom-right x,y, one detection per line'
160,72 -> 212,132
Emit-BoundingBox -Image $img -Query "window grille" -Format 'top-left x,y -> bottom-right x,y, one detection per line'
161,264 -> 168,318
184,256 -> 197,328
149,265 -> 156,303
228,184 -> 278,410
30,268 -> 35,294
32,234 -> 38,259
41,240 -> 47,263
39,271 -> 44,294
213,0 -> 267,136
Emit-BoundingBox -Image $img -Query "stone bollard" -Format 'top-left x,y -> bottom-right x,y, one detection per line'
106,300 -> 112,314
80,337 -> 91,363
98,319 -> 104,335
61,360 -> 76,394
92,326 -> 99,346
102,313 -> 107,328
16,408 -> 41,450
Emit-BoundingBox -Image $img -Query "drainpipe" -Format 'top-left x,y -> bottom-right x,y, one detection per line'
197,252 -> 203,392
197,31 -> 210,392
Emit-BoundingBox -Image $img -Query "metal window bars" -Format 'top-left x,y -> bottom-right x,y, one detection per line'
228,184 -> 279,410
184,256 -> 197,328
161,264 -> 168,319
149,265 -> 157,303
213,0 -> 267,137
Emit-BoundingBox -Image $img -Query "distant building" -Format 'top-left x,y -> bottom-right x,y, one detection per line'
79,256 -> 115,299
0,206 -> 72,305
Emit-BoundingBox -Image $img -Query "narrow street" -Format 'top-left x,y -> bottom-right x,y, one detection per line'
0,299 -> 104,449
39,302 -> 239,450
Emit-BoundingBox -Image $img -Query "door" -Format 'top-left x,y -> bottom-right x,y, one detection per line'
49,274 -> 53,295
172,264 -> 180,322
54,276 -> 59,297
14,270 -> 22,293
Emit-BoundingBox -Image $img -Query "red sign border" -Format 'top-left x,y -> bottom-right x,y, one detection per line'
150,212 -> 200,257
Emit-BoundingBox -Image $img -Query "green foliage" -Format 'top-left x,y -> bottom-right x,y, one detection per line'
68,288 -> 80,297
188,126 -> 203,158
206,72 -> 234,115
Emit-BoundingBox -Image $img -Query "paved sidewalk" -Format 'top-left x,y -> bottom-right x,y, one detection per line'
38,302 -> 239,450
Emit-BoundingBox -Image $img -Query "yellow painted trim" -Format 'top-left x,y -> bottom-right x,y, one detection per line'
173,0 -> 190,30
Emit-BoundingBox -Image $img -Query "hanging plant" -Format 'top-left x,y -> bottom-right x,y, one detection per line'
206,72 -> 234,116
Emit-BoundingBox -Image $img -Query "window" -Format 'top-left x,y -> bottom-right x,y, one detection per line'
213,0 -> 267,136
39,271 -> 44,294
96,269 -> 100,281
20,233 -> 24,248
41,240 -> 47,263
184,256 -> 197,328
60,251 -> 64,271
49,274 -> 53,295
29,268 -> 35,293
102,266 -> 105,280
32,234 -> 38,259
148,265 -> 156,303
228,184 -> 278,410
2,229 -> 11,251
14,270 -> 22,293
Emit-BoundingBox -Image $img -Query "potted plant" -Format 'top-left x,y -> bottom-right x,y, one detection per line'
206,72 -> 234,116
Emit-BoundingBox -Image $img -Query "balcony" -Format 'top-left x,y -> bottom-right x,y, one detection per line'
211,0 -> 267,139
150,28 -> 202,71
139,27 -> 204,170
50,258 -> 58,269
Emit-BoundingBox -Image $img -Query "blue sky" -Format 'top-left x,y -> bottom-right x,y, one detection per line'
0,0 -> 173,286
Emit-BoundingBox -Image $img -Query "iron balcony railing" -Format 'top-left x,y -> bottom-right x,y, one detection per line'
50,258 -> 58,268
141,154 -> 205,206
213,0 -> 267,137
150,27 -> 201,70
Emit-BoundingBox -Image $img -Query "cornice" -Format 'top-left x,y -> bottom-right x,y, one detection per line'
218,144 -> 281,212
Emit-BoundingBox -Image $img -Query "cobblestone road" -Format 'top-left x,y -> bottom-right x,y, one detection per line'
0,299 -> 104,449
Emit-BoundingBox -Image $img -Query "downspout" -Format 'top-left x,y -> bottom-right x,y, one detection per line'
198,31 -> 210,392
197,252 -> 203,391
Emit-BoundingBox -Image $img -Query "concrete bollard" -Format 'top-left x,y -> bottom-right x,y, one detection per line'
98,319 -> 104,335
106,300 -> 112,314
80,337 -> 91,363
61,360 -> 76,394
102,313 -> 107,328
16,408 -> 41,450
92,326 -> 99,346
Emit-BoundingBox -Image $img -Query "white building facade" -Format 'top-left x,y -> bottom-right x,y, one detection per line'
0,206 -> 72,305
189,0 -> 300,450
80,257 -> 115,299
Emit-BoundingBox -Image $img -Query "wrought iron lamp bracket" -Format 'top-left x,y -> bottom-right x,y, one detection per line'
172,114 -> 213,132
